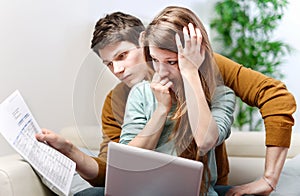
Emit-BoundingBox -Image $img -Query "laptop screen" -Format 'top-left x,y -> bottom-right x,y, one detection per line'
105,142 -> 203,196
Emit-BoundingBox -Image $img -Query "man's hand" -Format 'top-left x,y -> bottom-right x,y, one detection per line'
36,128 -> 73,156
226,177 -> 274,196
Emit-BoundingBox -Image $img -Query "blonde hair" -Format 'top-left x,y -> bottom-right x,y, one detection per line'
143,6 -> 222,194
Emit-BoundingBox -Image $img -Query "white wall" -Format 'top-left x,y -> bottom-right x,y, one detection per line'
0,0 -> 100,131
276,0 -> 300,133
0,0 -> 299,132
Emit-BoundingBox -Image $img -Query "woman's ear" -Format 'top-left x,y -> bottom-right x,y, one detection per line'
139,31 -> 145,47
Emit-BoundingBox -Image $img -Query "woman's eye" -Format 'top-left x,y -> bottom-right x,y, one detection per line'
168,61 -> 178,65
152,58 -> 159,63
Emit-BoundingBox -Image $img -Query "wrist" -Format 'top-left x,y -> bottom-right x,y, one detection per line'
156,103 -> 171,115
62,139 -> 74,156
262,176 -> 277,192
180,67 -> 198,77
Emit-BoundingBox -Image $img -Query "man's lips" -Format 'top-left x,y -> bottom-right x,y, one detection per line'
121,74 -> 131,81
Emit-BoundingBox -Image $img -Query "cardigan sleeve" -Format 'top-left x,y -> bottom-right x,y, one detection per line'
87,83 -> 130,186
214,53 -> 296,147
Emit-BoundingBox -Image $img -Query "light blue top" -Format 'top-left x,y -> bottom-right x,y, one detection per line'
120,80 -> 235,195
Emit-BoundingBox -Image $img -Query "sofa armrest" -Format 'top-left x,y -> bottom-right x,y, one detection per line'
0,154 -> 55,196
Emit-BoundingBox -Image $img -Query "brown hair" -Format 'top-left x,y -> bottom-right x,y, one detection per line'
91,12 -> 145,56
143,6 -> 222,195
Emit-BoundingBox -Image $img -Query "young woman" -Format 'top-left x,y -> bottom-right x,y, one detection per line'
120,6 -> 235,195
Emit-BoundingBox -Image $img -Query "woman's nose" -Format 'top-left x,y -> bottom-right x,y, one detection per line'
157,63 -> 169,78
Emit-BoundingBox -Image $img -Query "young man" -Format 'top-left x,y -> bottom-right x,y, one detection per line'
75,11 -> 231,187
37,11 -> 296,196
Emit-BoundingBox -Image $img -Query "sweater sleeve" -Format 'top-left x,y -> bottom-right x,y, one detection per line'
215,53 -> 296,147
120,82 -> 150,145
211,86 -> 236,146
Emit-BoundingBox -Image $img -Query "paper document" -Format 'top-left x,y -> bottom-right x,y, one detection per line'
0,90 -> 75,196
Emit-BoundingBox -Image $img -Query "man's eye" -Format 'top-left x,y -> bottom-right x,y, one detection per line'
107,62 -> 113,67
117,52 -> 128,60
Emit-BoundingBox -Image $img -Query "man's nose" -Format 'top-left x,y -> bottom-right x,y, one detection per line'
112,61 -> 125,74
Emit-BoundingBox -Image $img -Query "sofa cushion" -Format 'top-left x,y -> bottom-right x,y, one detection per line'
59,125 -> 102,153
228,157 -> 265,185
226,131 -> 300,158
0,154 -> 55,196
226,132 -> 266,157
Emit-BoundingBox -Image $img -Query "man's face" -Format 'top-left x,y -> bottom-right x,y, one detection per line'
99,41 -> 148,88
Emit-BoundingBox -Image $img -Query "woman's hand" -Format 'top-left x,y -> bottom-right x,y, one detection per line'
175,23 -> 205,74
150,73 -> 172,113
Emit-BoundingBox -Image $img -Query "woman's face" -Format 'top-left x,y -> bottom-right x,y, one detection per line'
149,46 -> 182,91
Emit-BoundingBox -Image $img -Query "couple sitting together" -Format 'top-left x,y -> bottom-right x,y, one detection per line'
36,5 -> 296,196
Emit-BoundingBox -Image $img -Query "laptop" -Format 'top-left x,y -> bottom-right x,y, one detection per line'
105,142 -> 203,196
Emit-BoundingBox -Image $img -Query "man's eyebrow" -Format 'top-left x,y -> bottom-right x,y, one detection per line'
115,46 -> 138,58
103,49 -> 125,64
102,46 -> 137,64
101,50 -> 120,64
112,49 -> 124,58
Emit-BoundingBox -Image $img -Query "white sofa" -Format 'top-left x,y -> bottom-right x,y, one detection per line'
0,127 -> 299,196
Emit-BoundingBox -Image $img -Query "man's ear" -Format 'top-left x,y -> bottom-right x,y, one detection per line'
139,31 -> 145,47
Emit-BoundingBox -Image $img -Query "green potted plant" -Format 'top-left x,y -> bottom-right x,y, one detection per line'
210,0 -> 291,131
